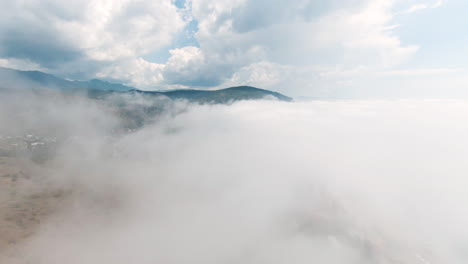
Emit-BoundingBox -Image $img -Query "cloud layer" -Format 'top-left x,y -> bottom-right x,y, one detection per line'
1,89 -> 468,263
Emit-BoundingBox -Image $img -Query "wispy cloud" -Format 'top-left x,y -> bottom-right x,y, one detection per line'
381,67 -> 465,76
399,0 -> 444,14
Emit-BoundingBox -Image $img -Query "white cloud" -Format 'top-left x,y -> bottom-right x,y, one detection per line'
159,46 -> 215,86
164,46 -> 206,78
399,0 -> 444,14
96,58 -> 165,89
0,58 -> 45,71
62,0 -> 186,61
224,61 -> 291,88
177,0 -> 420,93
401,3 -> 430,14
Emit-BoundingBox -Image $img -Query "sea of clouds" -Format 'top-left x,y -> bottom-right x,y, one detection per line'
1,89 -> 467,264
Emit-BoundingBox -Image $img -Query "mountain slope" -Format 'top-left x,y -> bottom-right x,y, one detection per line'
0,67 -> 133,91
162,86 -> 291,102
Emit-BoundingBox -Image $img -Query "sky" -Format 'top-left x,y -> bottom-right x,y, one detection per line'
0,0 -> 466,97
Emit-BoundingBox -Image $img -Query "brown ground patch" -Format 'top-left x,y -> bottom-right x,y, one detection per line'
0,157 -> 67,253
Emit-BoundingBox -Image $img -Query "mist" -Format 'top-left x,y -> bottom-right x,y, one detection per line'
1,89 -> 468,264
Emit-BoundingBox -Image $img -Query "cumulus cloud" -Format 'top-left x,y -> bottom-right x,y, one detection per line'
95,58 -> 166,89
0,0 -> 427,95
1,88 -> 468,263
181,0 -> 421,95
224,61 -> 291,88
0,0 -> 186,80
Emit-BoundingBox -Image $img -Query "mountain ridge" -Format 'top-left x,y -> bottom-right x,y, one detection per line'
0,67 -> 292,102
0,67 -> 134,91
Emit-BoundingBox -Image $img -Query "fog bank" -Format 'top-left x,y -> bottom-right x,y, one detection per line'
1,91 -> 467,264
